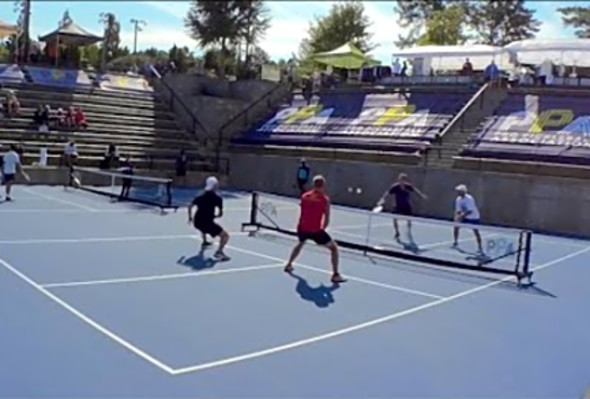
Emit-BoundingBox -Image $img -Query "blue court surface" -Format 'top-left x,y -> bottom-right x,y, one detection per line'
1,185 -> 590,398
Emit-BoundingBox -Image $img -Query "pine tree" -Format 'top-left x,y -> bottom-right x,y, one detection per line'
185,0 -> 241,75
394,0 -> 448,48
235,0 -> 270,66
465,0 -> 540,46
558,6 -> 590,38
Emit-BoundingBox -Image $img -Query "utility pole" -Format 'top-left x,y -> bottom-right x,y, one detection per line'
130,18 -> 146,54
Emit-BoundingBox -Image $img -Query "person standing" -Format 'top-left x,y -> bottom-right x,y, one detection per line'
378,173 -> 427,239
296,159 -> 310,194
453,184 -> 483,253
2,144 -> 29,201
175,149 -> 188,187
285,175 -> 346,284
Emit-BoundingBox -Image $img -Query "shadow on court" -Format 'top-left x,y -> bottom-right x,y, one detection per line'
289,272 -> 340,308
177,250 -> 220,271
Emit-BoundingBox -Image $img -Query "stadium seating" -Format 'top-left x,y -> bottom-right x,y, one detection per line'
97,73 -> 153,93
0,64 -> 26,83
26,66 -> 93,88
462,91 -> 590,165
0,71 -> 209,171
236,90 -> 474,152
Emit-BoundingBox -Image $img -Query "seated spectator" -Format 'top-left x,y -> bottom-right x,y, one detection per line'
55,107 -> 66,127
5,90 -> 20,117
74,107 -> 87,130
33,104 -> 50,133
461,58 -> 473,76
65,106 -> 76,128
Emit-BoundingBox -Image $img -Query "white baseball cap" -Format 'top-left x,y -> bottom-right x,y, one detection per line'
455,184 -> 468,192
205,176 -> 219,191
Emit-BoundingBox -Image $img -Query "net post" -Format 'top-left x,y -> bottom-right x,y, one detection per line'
241,191 -> 259,232
165,180 -> 172,208
522,230 -> 533,280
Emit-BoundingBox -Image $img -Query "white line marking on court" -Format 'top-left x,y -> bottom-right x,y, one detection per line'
0,257 -> 175,375
41,263 -> 284,289
203,239 -> 445,300
23,188 -> 99,212
170,244 -> 590,375
0,232 -> 249,245
297,264 -> 443,299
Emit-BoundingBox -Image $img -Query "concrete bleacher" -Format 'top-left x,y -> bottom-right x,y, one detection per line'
460,89 -> 590,169
0,64 -> 211,171
234,87 -> 475,161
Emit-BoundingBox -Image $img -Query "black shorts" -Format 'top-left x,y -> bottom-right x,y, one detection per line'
2,173 -> 15,184
176,169 -> 187,177
394,205 -> 412,216
297,229 -> 333,245
194,219 -> 223,237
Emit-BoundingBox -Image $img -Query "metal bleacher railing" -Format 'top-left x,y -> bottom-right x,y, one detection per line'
148,65 -> 209,140
214,81 -> 287,170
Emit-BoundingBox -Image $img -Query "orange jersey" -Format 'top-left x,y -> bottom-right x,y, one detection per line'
298,189 -> 329,232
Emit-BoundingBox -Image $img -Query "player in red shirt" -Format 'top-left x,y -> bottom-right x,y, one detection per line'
285,175 -> 346,283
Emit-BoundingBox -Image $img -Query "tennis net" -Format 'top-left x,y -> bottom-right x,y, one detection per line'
70,167 -> 175,209
242,192 -> 534,283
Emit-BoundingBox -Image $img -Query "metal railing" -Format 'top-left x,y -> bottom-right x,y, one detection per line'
148,65 -> 209,141
438,82 -> 489,138
214,82 -> 287,169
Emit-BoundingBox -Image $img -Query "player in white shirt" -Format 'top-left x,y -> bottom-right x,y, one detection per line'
2,144 -> 29,201
453,184 -> 483,253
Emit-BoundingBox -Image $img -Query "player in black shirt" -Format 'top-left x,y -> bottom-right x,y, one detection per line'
378,173 -> 427,239
188,176 -> 230,261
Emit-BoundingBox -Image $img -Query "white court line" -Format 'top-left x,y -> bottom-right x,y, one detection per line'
41,263 -> 284,289
170,244 -> 590,375
0,232 -> 249,245
296,264 -> 443,299
23,187 -> 98,212
205,239 -> 445,300
0,257 -> 176,375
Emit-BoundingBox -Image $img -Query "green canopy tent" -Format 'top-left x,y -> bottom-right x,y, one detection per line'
313,42 -> 375,69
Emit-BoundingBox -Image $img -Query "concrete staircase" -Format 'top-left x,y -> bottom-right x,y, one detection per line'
0,81 -> 218,171
426,85 -> 508,168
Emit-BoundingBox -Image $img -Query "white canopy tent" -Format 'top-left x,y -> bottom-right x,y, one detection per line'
504,39 -> 590,67
391,44 -> 510,74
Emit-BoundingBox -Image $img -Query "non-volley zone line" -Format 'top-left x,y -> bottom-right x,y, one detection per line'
0,233 -> 248,245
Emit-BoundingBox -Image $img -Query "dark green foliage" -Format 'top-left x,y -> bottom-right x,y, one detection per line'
465,0 -> 540,46
559,6 -> 590,38
299,1 -> 374,60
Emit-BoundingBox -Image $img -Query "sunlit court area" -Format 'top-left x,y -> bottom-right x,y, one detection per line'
2,1 -> 590,398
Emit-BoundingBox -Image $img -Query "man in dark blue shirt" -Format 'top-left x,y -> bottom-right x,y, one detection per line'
378,173 -> 427,239
296,158 -> 310,194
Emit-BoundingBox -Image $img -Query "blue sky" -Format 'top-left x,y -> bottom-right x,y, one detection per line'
0,1 -> 587,63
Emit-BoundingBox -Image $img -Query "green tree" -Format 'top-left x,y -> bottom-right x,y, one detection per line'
465,0 -> 540,46
235,0 -> 270,66
298,1 -> 374,61
99,12 -> 121,71
185,0 -> 241,75
394,0 -> 448,48
80,45 -> 102,69
417,4 -> 468,46
169,44 -> 190,73
558,6 -> 590,38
